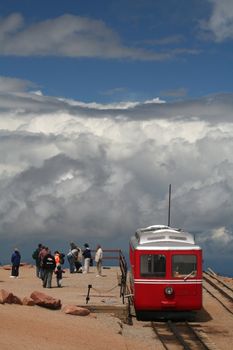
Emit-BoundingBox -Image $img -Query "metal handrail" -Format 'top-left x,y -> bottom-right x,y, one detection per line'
90,248 -> 128,303
90,249 -> 123,261
119,251 -> 128,303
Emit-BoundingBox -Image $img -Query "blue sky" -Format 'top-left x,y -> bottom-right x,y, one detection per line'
0,0 -> 232,102
0,0 -> 233,275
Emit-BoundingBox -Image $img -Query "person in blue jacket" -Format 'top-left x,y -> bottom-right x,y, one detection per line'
10,248 -> 21,278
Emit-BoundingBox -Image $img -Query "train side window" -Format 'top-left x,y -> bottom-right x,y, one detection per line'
172,255 -> 197,278
140,254 -> 166,277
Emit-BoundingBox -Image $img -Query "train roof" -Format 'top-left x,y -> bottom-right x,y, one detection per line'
130,225 -> 201,250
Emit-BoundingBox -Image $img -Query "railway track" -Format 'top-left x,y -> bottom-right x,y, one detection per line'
203,271 -> 233,314
151,320 -> 217,350
126,271 -> 233,348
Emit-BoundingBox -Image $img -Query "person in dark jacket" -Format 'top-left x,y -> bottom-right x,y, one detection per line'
38,245 -> 48,280
82,243 -> 92,274
32,243 -> 43,278
10,248 -> 21,278
42,249 -> 56,288
54,264 -> 65,287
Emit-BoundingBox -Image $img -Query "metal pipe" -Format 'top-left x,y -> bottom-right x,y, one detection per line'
168,184 -> 171,226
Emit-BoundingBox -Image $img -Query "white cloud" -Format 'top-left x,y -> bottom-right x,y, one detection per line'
31,90 -> 43,96
212,227 -> 232,244
0,13 -> 198,60
198,226 -> 233,257
0,88 -> 233,265
202,0 -> 233,41
0,12 -> 23,37
58,96 -> 165,110
0,13 -> 160,59
0,76 -> 34,92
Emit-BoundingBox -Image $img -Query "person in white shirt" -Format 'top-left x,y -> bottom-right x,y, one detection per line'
95,244 -> 103,277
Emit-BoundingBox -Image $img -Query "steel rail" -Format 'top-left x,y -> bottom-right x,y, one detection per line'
167,320 -> 192,350
151,322 -> 170,350
204,271 -> 233,294
184,322 -> 218,350
151,321 -> 216,350
203,276 -> 233,302
203,283 -> 233,315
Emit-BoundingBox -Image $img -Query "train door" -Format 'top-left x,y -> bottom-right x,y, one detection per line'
170,250 -> 202,309
134,251 -> 168,310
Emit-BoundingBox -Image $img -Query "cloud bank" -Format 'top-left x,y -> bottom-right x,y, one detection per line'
0,78 -> 233,272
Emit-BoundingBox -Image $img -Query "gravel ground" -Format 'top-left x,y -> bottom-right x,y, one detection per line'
1,265 -> 233,350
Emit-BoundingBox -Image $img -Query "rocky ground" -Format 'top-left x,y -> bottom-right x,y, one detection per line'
0,265 -> 233,350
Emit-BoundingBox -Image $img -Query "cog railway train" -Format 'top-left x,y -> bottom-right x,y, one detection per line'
129,225 -> 202,318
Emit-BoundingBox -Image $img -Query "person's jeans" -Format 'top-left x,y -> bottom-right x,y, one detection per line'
36,264 -> 42,278
56,277 -> 62,287
67,254 -> 76,273
43,269 -> 53,288
11,265 -> 19,277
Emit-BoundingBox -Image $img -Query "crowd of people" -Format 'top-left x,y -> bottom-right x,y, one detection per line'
27,242 -> 104,288
9,242 -> 103,287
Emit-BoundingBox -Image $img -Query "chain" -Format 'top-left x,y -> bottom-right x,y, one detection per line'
91,283 -> 119,295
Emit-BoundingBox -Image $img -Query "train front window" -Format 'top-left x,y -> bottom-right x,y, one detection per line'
172,255 -> 197,278
140,254 -> 166,277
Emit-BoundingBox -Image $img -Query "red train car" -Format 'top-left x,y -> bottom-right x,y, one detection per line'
129,225 -> 202,318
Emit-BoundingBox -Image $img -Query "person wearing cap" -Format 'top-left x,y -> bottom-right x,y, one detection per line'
82,243 -> 92,274
10,248 -> 21,278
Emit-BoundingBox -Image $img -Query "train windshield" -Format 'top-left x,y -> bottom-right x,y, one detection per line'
140,254 -> 166,277
172,254 -> 197,278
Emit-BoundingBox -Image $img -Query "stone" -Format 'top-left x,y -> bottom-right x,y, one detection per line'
22,297 -> 35,306
0,289 -> 24,305
62,305 -> 90,316
30,291 -> 61,310
12,295 -> 23,305
0,289 -> 14,304
2,265 -> 11,271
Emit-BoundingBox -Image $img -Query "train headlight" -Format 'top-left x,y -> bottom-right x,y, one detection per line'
164,286 -> 174,296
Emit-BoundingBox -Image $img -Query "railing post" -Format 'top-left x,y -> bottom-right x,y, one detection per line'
86,284 -> 92,304
118,250 -> 127,304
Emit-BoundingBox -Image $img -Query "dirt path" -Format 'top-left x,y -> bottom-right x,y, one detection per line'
1,266 -> 233,350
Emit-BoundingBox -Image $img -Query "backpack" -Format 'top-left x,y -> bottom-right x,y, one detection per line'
44,256 -> 55,269
59,253 -> 65,265
32,249 -> 39,260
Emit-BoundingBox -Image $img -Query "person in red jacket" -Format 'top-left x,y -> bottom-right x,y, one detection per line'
54,251 -> 60,267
